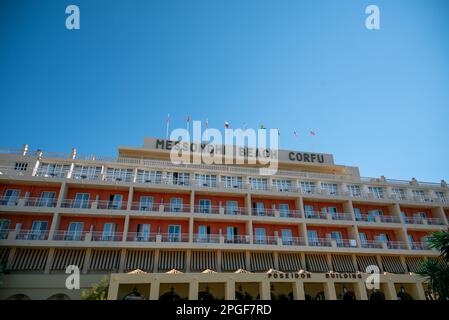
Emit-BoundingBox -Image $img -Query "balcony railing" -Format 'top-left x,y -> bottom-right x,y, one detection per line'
404,217 -> 425,225
279,210 -> 302,218
386,241 -> 407,250
308,238 -> 332,247
355,214 -> 401,223
24,197 -> 57,208
53,230 -> 87,241
411,242 -> 431,250
91,231 -> 123,241
305,211 -> 327,220
253,235 -> 278,245
251,208 -> 276,217
126,232 -> 157,242
360,240 -> 384,249
335,239 -> 358,248
160,233 -> 189,243
224,207 -> 248,216
331,213 -> 353,221
282,236 -> 306,246
194,205 -> 220,214
224,235 -> 250,244
193,234 -> 220,243
0,196 -> 19,206
15,229 -> 49,240
426,217 -> 444,225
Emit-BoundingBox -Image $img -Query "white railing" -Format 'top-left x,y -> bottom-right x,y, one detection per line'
331,213 -> 353,221
304,211 -> 327,220
53,230 -> 87,241
91,231 -> 123,241
251,208 -> 276,217
253,235 -> 278,245
126,232 -> 157,242
411,242 -> 431,250
15,229 -> 49,240
160,233 -> 189,242
192,234 -> 220,243
223,235 -> 250,244
308,238 -> 332,247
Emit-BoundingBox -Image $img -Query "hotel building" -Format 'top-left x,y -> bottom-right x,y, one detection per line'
0,137 -> 448,300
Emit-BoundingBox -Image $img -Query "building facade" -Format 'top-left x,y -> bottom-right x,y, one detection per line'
0,138 -> 448,300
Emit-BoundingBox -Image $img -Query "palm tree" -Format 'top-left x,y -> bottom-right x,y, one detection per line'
417,229 -> 449,300
81,277 -> 109,300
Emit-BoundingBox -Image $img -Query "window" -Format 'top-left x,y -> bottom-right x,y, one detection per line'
279,204 -> 290,217
108,195 -> 123,209
321,183 -> 338,195
272,179 -> 292,192
195,174 -> 216,187
102,223 -> 117,241
299,181 -> 316,194
105,168 -> 132,182
136,224 -> 151,241
331,231 -> 343,244
348,185 -> 361,197
199,199 -> 211,214
197,225 -> 210,242
414,212 -> 427,223
307,230 -> 318,245
359,232 -> 367,244
281,229 -> 293,244
304,205 -> 314,218
36,163 -> 70,178
30,220 -> 48,240
392,188 -> 406,200
354,208 -> 362,220
226,200 -> 239,215
72,166 -> 102,180
435,191 -> 447,202
221,176 -> 243,189
67,222 -> 84,241
168,172 -> 190,186
254,228 -> 266,244
376,233 -> 389,243
2,189 -> 19,206
39,191 -> 56,207
226,226 -> 238,241
170,198 -> 183,212
136,170 -> 162,184
254,202 -> 265,215
14,162 -> 28,171
0,219 -> 10,239
74,193 -> 89,209
412,190 -> 427,201
368,187 -> 384,199
139,196 -> 153,211
249,178 -> 268,191
368,209 -> 383,221
168,225 -> 181,242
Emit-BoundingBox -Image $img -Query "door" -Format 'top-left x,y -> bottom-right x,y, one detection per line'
226,226 -> 238,242
304,205 -> 314,218
226,200 -> 238,215
109,195 -> 123,209
198,225 -> 209,242
254,228 -> 266,244
0,219 -> 10,239
279,204 -> 290,217
137,224 -> 151,241
74,193 -> 90,209
354,208 -> 362,220
254,202 -> 265,215
39,191 -> 55,207
281,229 -> 293,244
359,232 -> 368,246
3,189 -> 19,206
139,196 -> 153,211
168,225 -> 181,242
102,223 -> 117,240
199,199 -> 211,214
307,230 -> 318,245
170,198 -> 183,212
30,220 -> 48,240
331,231 -> 343,245
67,222 -> 84,240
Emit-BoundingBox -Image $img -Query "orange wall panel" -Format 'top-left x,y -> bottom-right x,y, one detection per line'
0,213 -> 52,230
65,188 -> 128,202
306,226 -> 348,239
252,198 -> 296,210
0,184 -> 60,198
133,192 -> 190,205
352,204 -> 391,215
59,216 -> 125,232
357,228 -> 397,241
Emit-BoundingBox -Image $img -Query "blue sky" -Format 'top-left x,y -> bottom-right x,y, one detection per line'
0,0 -> 448,182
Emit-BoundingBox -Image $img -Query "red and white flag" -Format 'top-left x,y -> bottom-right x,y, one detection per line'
309,130 -> 316,136
186,115 -> 190,131
205,118 -> 209,129
293,130 -> 298,138
224,121 -> 229,129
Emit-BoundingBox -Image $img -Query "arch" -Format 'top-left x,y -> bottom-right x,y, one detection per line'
6,294 -> 31,300
47,293 -> 71,300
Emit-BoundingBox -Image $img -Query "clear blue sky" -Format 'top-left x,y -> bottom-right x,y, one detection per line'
1,0 -> 448,182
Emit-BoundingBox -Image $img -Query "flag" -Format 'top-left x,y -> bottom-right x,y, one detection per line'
186,115 -> 190,130
166,113 -> 170,139
276,129 -> 280,136
309,130 -> 316,136
293,130 -> 298,138
224,121 -> 229,129
260,124 -> 266,129
205,118 -> 209,129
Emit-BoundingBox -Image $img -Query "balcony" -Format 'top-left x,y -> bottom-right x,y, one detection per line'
91,231 -> 123,241
282,236 -> 306,246
126,232 -> 157,242
361,240 -> 407,250
194,205 -> 220,215
403,216 -> 443,225
308,238 -> 332,247
192,234 -> 220,243
251,208 -> 276,217
130,202 -> 190,213
253,235 -> 278,245
224,207 -> 248,216
330,213 -> 353,221
14,229 -> 49,240
0,196 -> 19,206
355,214 -> 401,224
360,240 -> 384,249
53,230 -> 87,241
410,242 -> 431,250
160,233 -> 189,243
61,199 -> 126,210
304,211 -> 327,220
224,235 -> 250,244
279,210 -> 302,219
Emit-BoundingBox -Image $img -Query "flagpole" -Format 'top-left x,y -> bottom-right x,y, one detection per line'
166,113 -> 170,139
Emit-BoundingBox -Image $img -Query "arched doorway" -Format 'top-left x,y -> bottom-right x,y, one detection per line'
47,293 -> 71,300
7,294 -> 31,300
